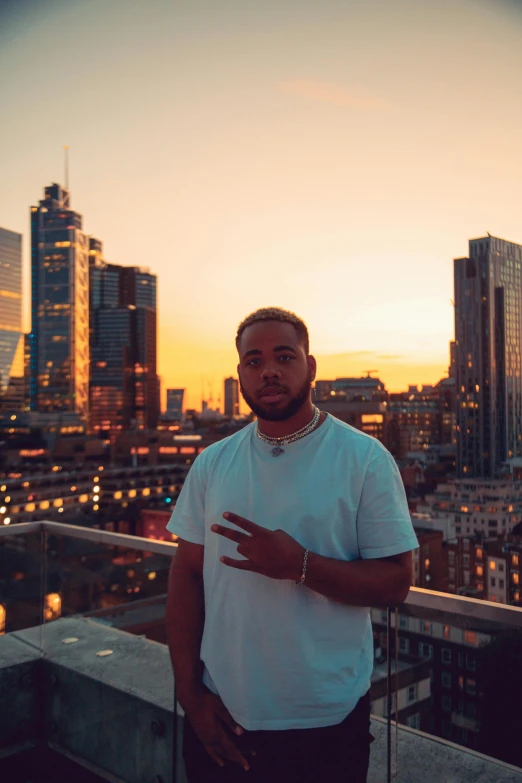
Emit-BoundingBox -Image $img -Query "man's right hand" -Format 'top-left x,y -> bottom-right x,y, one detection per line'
183,687 -> 254,771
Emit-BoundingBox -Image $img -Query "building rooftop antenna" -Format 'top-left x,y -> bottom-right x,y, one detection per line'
64,145 -> 69,190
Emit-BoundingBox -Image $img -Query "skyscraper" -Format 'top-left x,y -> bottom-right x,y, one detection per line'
30,184 -> 89,417
89,249 -> 159,437
224,377 -> 239,417
454,235 -> 522,478
0,227 -> 23,410
166,389 -> 184,420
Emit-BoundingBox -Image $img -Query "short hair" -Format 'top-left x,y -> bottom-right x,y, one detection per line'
236,307 -> 309,355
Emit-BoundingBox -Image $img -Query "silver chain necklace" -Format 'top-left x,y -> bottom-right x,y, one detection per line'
255,406 -> 321,457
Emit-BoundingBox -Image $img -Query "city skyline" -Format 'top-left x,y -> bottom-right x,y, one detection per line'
2,0 -> 522,410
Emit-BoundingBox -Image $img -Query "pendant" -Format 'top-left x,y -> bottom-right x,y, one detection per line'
271,446 -> 285,457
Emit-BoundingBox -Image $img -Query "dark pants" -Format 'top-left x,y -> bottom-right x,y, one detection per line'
182,690 -> 374,783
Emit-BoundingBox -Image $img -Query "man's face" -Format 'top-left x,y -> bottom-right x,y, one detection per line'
237,321 -> 316,421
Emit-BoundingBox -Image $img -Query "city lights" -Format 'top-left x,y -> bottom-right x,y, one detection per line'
1,8 -> 522,776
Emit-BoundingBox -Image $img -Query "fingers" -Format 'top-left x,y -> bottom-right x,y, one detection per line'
220,556 -> 254,570
222,512 -> 263,534
214,697 -> 244,736
222,735 -> 251,771
206,735 -> 251,771
205,746 -> 225,768
211,524 -> 249,544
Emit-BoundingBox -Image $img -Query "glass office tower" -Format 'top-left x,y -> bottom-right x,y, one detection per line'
0,227 -> 23,410
454,235 -> 522,478
166,388 -> 184,419
89,254 -> 159,437
30,184 -> 89,418
224,377 -> 239,416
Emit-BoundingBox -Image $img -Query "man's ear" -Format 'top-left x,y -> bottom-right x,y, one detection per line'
308,354 -> 317,382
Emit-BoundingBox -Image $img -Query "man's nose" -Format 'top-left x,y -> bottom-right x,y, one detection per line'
261,362 -> 282,379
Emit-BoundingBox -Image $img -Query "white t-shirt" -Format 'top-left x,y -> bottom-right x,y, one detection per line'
167,414 -> 418,730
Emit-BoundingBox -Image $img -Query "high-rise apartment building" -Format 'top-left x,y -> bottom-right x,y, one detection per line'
388,380 -> 456,459
0,227 -> 24,411
454,235 -> 522,478
89,248 -> 159,437
315,376 -> 389,446
30,184 -> 90,418
224,377 -> 239,417
166,389 -> 184,420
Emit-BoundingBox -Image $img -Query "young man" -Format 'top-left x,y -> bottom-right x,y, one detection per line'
166,307 -> 418,783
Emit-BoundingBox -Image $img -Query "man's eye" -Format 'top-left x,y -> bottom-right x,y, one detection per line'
279,355 -> 293,361
247,358 -> 260,366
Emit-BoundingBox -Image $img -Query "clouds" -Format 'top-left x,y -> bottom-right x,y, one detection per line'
278,78 -> 382,109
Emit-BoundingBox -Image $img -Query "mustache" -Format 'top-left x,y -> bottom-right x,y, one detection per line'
257,384 -> 288,395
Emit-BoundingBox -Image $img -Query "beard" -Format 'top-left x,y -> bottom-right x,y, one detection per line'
240,370 -> 313,422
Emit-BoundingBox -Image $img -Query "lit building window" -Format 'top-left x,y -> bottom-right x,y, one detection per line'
489,561 -> 496,571
44,593 -> 62,622
464,631 -> 477,645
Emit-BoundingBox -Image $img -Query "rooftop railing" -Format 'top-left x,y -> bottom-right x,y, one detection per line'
1,521 -> 522,782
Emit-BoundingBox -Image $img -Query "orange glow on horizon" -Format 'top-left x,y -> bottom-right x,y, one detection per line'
159,328 -> 449,412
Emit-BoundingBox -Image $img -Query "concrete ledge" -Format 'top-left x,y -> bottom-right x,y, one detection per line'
14,616 -> 174,711
8,618 -> 176,783
369,717 -> 522,783
0,633 -> 41,755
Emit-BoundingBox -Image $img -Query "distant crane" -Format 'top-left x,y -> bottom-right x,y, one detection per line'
364,370 -> 378,378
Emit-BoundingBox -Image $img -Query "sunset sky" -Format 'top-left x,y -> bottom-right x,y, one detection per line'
1,0 -> 522,411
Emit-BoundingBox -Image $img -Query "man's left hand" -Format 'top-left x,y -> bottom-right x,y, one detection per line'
211,512 -> 305,581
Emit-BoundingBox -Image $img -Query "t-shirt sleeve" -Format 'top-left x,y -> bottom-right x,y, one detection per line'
166,454 -> 207,545
356,449 -> 419,559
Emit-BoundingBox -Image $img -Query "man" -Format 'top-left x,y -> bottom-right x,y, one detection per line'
166,307 -> 418,783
